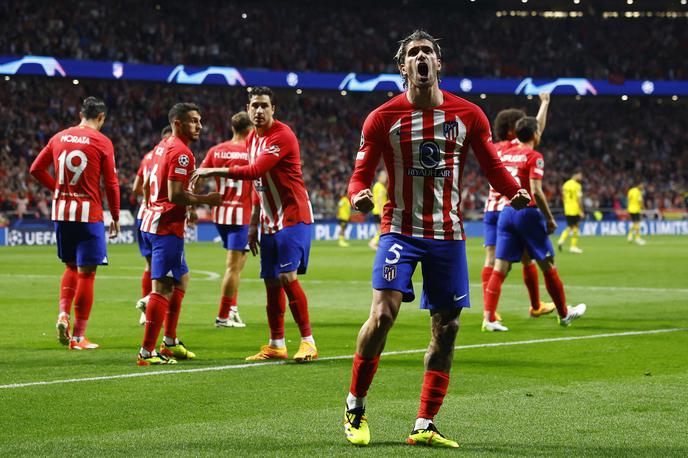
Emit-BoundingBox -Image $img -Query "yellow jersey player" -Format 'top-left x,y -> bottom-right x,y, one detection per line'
368,170 -> 388,249
557,172 -> 584,253
627,183 -> 646,245
337,192 -> 352,247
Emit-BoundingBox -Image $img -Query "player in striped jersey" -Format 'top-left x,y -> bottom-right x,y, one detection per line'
483,117 -> 586,331
136,103 -> 221,366
342,30 -> 530,448
197,112 -> 253,328
482,94 -> 554,331
132,126 -> 172,325
29,97 -> 120,350
192,87 -> 317,363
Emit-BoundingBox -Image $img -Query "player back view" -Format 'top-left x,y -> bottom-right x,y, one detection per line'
30,96 -> 120,350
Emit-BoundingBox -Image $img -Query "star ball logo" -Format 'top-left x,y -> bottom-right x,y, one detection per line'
178,154 -> 189,167
8,230 -> 23,246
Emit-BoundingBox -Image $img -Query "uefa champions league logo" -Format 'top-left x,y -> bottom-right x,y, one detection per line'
7,230 -> 23,246
0,56 -> 66,77
338,73 -> 405,92
167,65 -> 246,86
515,78 -> 598,95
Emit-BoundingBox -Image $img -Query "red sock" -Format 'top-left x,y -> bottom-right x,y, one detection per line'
481,266 -> 493,295
349,354 -> 380,398
59,265 -> 78,315
483,270 -> 506,322
72,272 -> 96,337
283,279 -> 312,337
230,292 -> 237,310
141,270 -> 152,298
218,295 -> 233,320
164,288 -> 185,340
417,370 -> 450,420
543,267 -> 568,317
142,293 -> 168,352
266,284 -> 286,340
522,263 -> 540,309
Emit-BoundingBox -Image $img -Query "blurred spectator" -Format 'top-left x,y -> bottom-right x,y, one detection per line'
1,0 -> 687,81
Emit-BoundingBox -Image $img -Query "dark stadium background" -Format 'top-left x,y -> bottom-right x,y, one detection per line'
1,0 -> 686,225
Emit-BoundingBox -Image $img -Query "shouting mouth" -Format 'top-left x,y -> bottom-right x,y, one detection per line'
417,62 -> 429,79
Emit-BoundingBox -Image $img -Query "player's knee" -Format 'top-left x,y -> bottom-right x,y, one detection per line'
370,309 -> 396,332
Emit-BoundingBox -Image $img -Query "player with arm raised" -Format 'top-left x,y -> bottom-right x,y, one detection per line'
481,94 -> 555,331
483,117 -> 587,331
29,96 -> 120,350
136,103 -> 222,365
132,126 -> 172,325
196,111 -> 253,328
192,87 -> 317,363
341,30 -> 530,448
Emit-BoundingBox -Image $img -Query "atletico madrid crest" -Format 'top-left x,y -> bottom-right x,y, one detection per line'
383,265 -> 397,282
443,121 -> 459,141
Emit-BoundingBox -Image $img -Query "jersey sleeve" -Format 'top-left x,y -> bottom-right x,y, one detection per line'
102,139 -> 121,222
469,108 -> 521,199
168,148 -> 195,182
529,152 -> 545,180
225,129 -> 293,180
348,110 -> 387,203
29,138 -> 57,190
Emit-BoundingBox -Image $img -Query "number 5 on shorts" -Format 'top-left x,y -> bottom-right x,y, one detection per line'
385,243 -> 403,265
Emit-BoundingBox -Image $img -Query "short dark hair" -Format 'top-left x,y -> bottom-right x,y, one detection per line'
231,111 -> 252,133
160,125 -> 172,138
494,109 -> 526,141
395,30 -> 442,89
80,96 -> 107,119
168,102 -> 201,124
395,29 -> 442,66
248,86 -> 274,105
515,117 -> 539,143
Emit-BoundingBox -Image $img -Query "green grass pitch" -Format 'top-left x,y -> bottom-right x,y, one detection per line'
1,236 -> 687,456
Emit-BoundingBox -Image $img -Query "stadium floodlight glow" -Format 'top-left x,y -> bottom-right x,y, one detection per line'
621,95 -> 628,101
4,75 -> 9,81
340,90 -> 347,96
527,95 -> 533,100
295,88 -> 302,95
627,0 -> 633,4
241,13 -> 247,19
573,0 -> 580,4
683,0 -> 687,5
72,79 -> 79,85
480,93 -> 487,99
672,95 -> 679,101
387,91 -> 394,97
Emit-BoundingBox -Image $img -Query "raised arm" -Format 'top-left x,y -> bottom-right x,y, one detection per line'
535,92 -> 550,135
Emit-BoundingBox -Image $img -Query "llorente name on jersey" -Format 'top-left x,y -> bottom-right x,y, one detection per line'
406,167 -> 452,178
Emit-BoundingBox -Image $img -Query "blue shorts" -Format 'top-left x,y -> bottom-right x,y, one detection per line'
216,224 -> 249,251
143,233 -> 189,283
135,219 -> 152,258
496,206 -> 555,263
372,233 -> 470,310
483,211 -> 500,247
54,221 -> 108,267
260,223 -> 311,279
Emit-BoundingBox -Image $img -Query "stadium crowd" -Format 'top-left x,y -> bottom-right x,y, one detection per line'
1,77 -> 686,224
2,0 -> 687,81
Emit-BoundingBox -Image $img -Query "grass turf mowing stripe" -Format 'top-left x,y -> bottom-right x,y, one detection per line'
1,273 -> 687,294
1,327 -> 684,390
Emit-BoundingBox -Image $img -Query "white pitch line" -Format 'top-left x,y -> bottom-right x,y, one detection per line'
1,328 -> 684,390
0,273 -> 686,294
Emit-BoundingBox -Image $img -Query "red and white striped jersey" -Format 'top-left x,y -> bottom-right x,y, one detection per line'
228,120 -> 312,234
200,140 -> 251,226
348,91 -> 520,240
30,125 -> 120,223
135,149 -> 154,220
140,136 -> 195,238
484,139 -> 519,212
500,142 -> 543,208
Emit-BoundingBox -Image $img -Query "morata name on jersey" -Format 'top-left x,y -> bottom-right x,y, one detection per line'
60,135 -> 91,144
